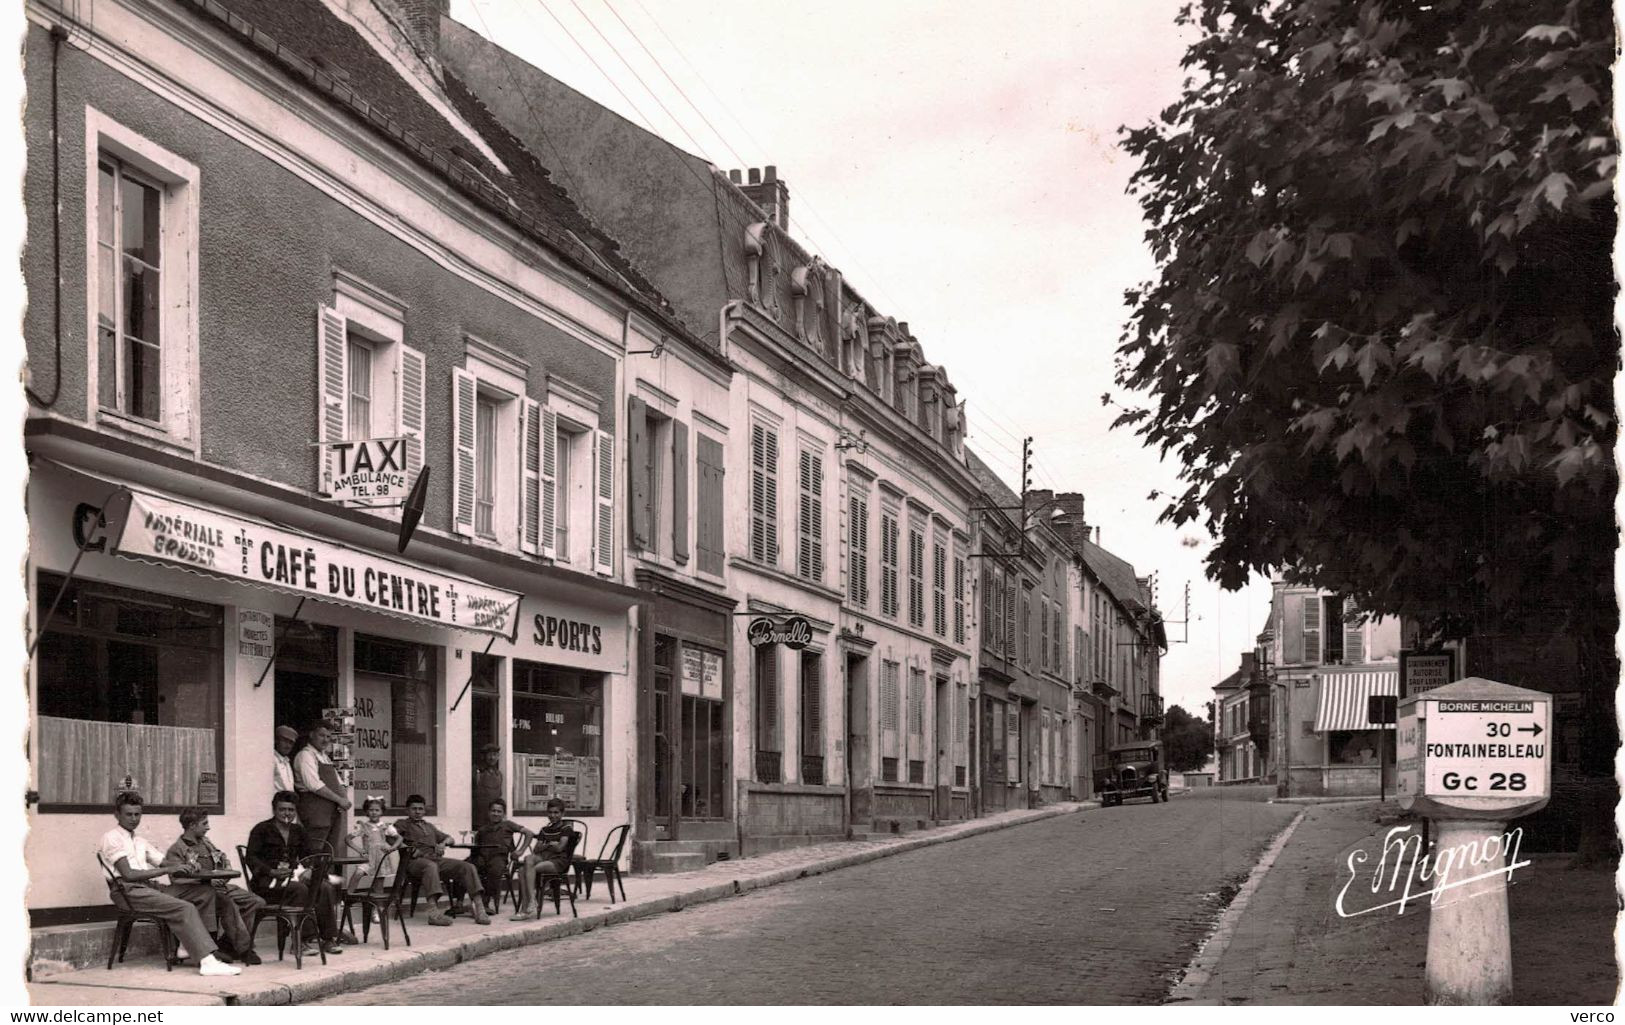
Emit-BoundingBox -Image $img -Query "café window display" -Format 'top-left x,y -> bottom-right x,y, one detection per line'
1328,729 -> 1387,766
33,573 -> 223,810
512,662 -> 604,815
353,633 -> 439,812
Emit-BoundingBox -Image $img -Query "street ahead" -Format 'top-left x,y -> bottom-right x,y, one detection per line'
321,789 -> 1297,1005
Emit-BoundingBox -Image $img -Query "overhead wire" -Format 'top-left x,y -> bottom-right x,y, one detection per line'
528,0 -> 660,133
565,0 -> 713,159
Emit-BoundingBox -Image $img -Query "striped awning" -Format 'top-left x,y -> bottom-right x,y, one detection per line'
1315,671 -> 1400,731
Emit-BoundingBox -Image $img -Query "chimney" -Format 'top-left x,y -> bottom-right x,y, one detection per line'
1240,651 -> 1256,676
377,0 -> 449,61
1050,492 -> 1090,552
732,165 -> 790,231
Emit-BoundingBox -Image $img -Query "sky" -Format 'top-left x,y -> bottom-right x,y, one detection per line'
451,0 -> 1277,718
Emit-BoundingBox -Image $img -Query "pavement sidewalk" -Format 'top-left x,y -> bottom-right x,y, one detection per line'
28,801 -> 1090,1006
1173,801 -> 1620,1005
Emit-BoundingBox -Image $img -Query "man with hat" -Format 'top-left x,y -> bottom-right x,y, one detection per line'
472,743 -> 504,830
273,725 -> 298,795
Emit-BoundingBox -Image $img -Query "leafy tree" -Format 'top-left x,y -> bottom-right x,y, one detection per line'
1116,0 -> 1615,855
1163,704 -> 1215,772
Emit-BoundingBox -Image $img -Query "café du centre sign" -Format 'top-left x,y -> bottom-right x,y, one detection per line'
1396,677 -> 1551,818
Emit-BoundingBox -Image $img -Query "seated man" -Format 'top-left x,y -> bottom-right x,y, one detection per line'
468,799 -> 534,915
244,791 -> 342,956
393,794 -> 489,926
97,792 -> 241,976
512,797 -> 574,921
165,807 -> 267,965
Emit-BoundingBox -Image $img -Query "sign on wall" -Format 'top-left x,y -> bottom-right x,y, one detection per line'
238,610 -> 274,659
747,615 -> 812,650
1400,649 -> 1456,698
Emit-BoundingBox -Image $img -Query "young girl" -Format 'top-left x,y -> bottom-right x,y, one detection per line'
344,798 -> 401,893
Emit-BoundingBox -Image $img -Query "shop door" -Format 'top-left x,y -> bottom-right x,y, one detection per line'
273,620 -> 339,737
933,675 -> 950,818
846,653 -> 870,824
980,696 -> 1007,812
677,643 -> 727,823
651,635 -> 677,838
469,653 -> 501,826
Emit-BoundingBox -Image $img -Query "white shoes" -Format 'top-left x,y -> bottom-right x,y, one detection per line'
198,953 -> 242,977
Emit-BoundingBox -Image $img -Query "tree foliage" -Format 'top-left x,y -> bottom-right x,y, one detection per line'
1163,704 -> 1215,772
1116,0 -> 1616,654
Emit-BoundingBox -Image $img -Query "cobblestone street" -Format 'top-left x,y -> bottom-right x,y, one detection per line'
321,792 -> 1297,1005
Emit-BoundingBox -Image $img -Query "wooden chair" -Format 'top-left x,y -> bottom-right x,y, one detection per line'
574,823 -> 630,904
340,859 -> 412,951
97,854 -> 178,971
239,849 -> 331,970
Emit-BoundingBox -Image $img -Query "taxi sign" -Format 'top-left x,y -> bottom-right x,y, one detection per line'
1394,677 -> 1551,820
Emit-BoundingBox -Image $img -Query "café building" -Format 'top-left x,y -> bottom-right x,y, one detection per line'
24,436 -> 637,917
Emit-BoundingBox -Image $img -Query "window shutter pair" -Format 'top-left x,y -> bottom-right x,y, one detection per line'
848,495 -> 869,607
316,305 -> 424,499
518,398 -> 556,557
750,423 -> 779,564
797,450 -> 824,580
696,435 -> 725,576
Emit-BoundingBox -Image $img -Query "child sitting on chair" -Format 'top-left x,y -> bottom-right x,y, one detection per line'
512,798 -> 572,921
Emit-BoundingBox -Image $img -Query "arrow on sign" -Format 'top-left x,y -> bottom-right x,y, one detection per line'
1517,723 -> 1544,737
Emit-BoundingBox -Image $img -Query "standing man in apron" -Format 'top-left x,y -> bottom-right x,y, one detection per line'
294,720 -> 351,860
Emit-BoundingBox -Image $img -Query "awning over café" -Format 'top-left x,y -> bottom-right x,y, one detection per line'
1315,671 -> 1399,732
93,482 -> 522,641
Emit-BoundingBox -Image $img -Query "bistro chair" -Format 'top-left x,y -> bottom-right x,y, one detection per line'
574,823 -> 630,904
240,849 -> 332,970
501,830 -> 534,913
340,860 -> 412,951
97,854 -> 178,971
560,819 -> 589,895
535,829 -> 581,919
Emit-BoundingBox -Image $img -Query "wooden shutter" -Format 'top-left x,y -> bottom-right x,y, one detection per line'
1344,603 -> 1365,664
797,450 -> 823,580
1302,596 -> 1321,664
1283,594 -> 1305,664
756,647 -> 779,750
809,452 -> 823,579
848,494 -> 868,607
520,397 -> 541,555
880,511 -> 898,618
696,434 -> 724,576
594,429 -> 615,575
628,396 -> 650,550
397,344 -> 425,495
316,306 -> 348,494
750,422 -> 779,564
539,407 -> 558,558
672,420 -> 689,564
1005,705 -> 1020,781
451,367 -> 477,536
800,654 -> 822,754
1040,599 -> 1050,671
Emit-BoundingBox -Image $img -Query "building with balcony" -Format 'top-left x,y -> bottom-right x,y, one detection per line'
1265,580 -> 1403,797
22,0 -> 705,918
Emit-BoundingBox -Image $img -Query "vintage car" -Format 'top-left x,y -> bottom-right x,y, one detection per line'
1096,741 -> 1168,806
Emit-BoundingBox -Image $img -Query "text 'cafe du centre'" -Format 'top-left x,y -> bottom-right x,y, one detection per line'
25,447 -> 637,917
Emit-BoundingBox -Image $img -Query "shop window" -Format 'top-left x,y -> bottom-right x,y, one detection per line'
753,645 -> 782,783
354,633 -> 439,813
33,574 -> 223,811
677,641 -> 728,818
511,661 -> 605,816
88,110 -> 199,446
1329,729 -> 1384,766
799,651 -> 824,785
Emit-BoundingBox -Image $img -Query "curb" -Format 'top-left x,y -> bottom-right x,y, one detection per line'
1164,808 -> 1306,1004
72,802 -> 1090,1005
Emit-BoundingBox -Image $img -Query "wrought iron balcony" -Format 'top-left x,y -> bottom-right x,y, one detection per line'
756,749 -> 783,784
800,755 -> 825,786
1140,693 -> 1165,724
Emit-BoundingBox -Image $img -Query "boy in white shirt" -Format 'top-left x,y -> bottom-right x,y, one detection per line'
97,792 -> 241,976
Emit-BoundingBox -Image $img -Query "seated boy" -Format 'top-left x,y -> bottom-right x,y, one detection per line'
512,797 -> 574,921
97,792 -> 241,976
393,795 -> 489,926
470,799 -> 534,915
165,806 -> 267,965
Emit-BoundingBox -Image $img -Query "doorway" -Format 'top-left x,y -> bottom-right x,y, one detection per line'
469,652 -> 501,827
273,620 -> 339,736
933,675 -> 951,818
846,653 -> 870,824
